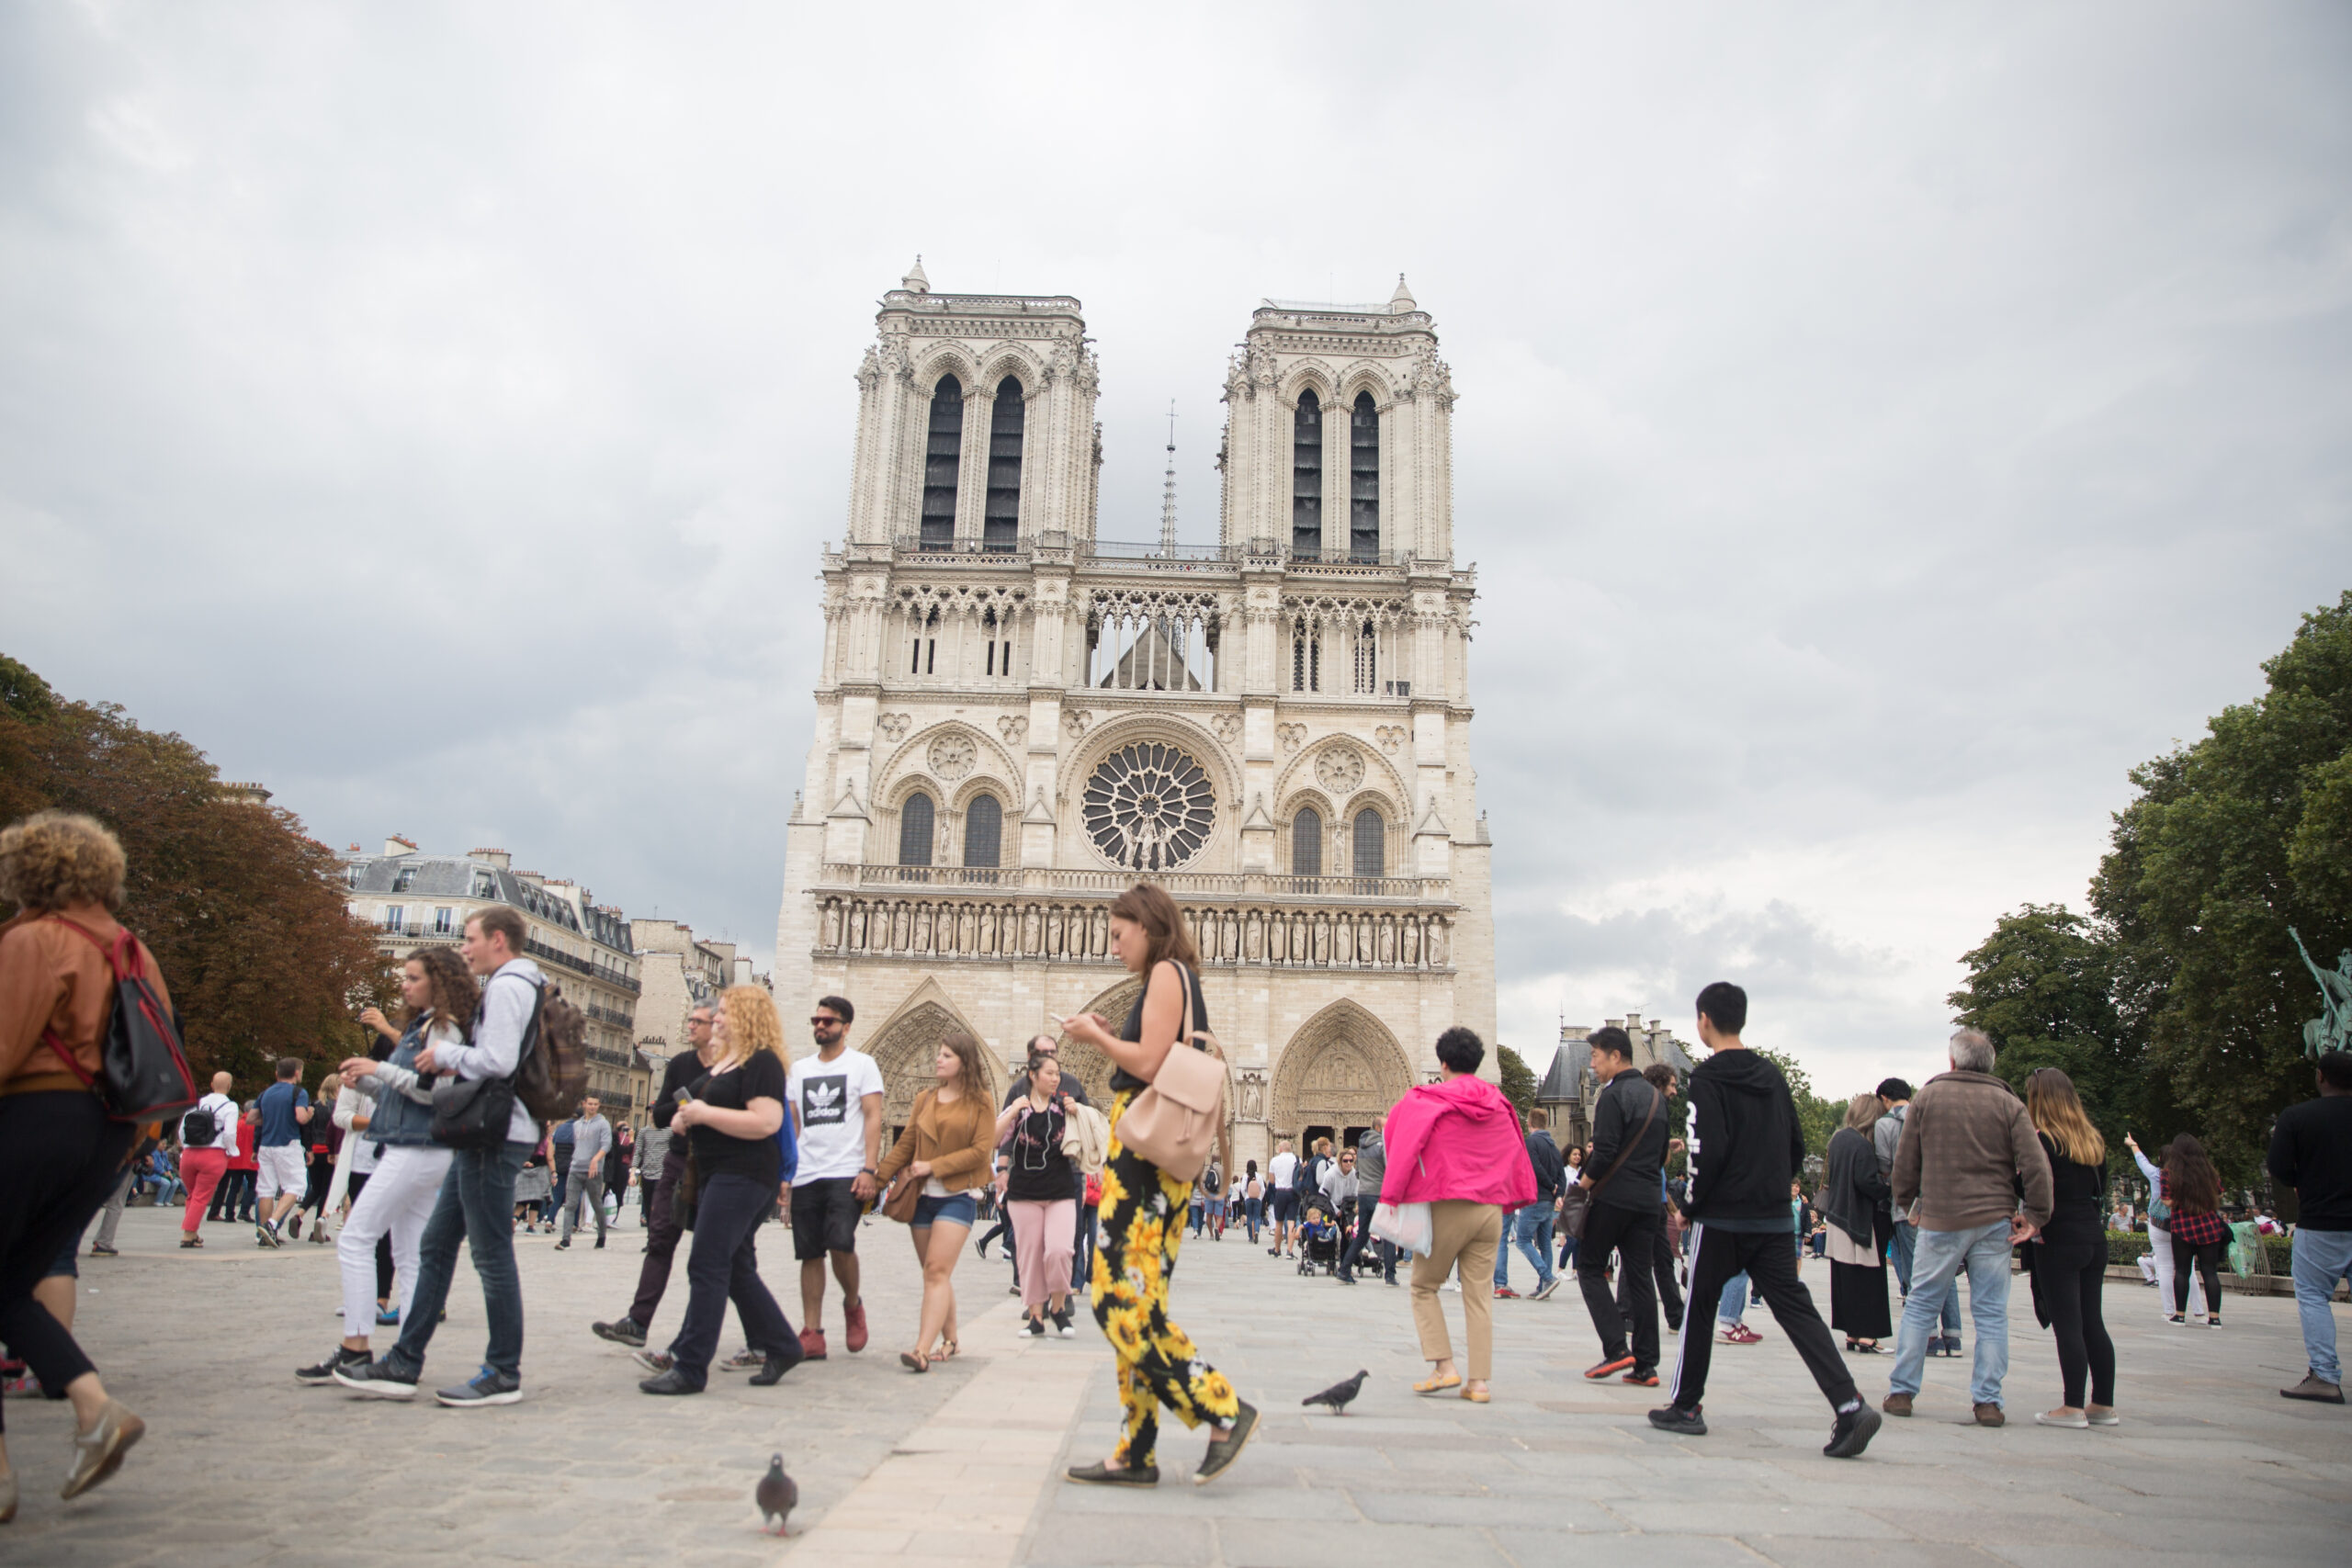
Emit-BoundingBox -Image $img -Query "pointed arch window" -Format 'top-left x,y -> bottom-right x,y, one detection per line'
1292,389 -> 1322,558
1292,616 -> 1319,694
963,794 -> 1003,870
899,792 -> 936,867
985,377 -> 1023,553
1292,806 -> 1323,876
1352,807 -> 1385,880
1350,390 -> 1379,562
921,377 -> 964,548
1353,619 -> 1376,694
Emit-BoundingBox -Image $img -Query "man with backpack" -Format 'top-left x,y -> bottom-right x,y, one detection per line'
337,906 -> 544,1408
177,1070 -> 239,1248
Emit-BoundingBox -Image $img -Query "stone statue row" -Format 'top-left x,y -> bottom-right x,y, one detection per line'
815,896 -> 1452,971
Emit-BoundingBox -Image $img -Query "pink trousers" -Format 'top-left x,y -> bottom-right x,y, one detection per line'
1009,1197 -> 1077,1310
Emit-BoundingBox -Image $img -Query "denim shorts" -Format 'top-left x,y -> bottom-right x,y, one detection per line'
912,1190 -> 978,1228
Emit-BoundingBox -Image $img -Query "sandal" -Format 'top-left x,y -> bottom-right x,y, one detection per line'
1412,1372 -> 1463,1395
933,1338 -> 959,1360
899,1349 -> 930,1374
1460,1385 -> 1490,1404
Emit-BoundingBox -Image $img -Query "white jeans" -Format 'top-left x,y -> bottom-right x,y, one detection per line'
339,1144 -> 452,1335
2143,1223 -> 2176,1315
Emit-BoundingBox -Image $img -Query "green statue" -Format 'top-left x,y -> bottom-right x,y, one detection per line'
2290,928 -> 2352,1058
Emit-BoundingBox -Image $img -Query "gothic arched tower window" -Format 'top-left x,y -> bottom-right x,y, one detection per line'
1292,807 -> 1323,876
963,794 -> 1003,869
1353,619 -> 1376,694
899,792 -> 936,867
922,377 -> 964,548
1292,389 -> 1322,558
1352,807 -> 1385,879
1351,390 -> 1379,562
1292,616 -> 1319,694
985,377 -> 1023,553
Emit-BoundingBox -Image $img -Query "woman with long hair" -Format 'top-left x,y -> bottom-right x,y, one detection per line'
639,985 -> 801,1393
2023,1068 -> 2118,1426
876,1031 -> 996,1371
307,948 -> 473,1383
0,812 -> 163,1506
1060,884 -> 1258,1486
1244,1159 -> 1263,1244
995,1052 -> 1081,1337
2162,1134 -> 2228,1327
1820,1093 -> 1892,1353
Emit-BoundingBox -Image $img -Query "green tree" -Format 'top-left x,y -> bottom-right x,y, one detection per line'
2091,591 -> 2352,1182
1497,1042 -> 1537,1120
1948,903 -> 2138,1167
0,654 -> 393,1087
1750,1044 -> 1841,1159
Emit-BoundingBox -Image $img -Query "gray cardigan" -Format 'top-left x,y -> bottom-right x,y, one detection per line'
1820,1125 -> 1884,1247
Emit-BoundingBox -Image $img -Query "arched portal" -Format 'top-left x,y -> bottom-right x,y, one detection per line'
863,984 -> 1005,1137
1053,976 -> 1139,1108
1268,1000 -> 1414,1146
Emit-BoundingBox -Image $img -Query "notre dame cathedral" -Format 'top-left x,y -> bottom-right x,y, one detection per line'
773,260 -> 1494,1167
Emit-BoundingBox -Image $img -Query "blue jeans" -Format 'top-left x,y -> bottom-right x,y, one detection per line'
390,1140 -> 530,1380
1889,1221 -> 2013,1405
2290,1227 -> 2352,1384
1713,1269 -> 1750,1325
1510,1206 -> 1555,1289
1891,1219 -> 1960,1335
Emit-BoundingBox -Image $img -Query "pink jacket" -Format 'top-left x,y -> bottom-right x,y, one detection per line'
1377,1075 -> 1537,1209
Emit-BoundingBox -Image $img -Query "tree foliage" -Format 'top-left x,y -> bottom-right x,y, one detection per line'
0,655 -> 393,1089
1496,1042 -> 1537,1119
1750,1044 -> 1841,1160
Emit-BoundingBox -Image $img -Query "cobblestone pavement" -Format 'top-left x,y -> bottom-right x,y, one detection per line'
7,1206 -> 2351,1566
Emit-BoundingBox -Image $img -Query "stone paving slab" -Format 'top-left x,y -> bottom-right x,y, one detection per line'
7,1206 -> 2352,1565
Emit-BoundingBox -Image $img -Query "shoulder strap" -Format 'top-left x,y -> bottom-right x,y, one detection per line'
1588,1085 -> 1662,1204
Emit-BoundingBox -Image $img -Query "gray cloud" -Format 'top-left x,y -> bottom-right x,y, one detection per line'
4,3 -> 2347,1089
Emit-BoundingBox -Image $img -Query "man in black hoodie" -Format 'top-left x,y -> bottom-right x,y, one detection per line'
1574,1027 -> 1669,1384
1650,982 -> 1881,1460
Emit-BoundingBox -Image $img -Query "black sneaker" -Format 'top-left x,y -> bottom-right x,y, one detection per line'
593,1318 -> 648,1348
297,1346 -> 371,1385
333,1356 -> 420,1400
89,1243 -> 119,1258
639,1368 -> 701,1395
1825,1403 -> 1883,1459
1647,1404 -> 1707,1437
436,1366 -> 523,1407
749,1347 -> 802,1387
554,1239 -> 570,1250
1051,1304 -> 1077,1337
1023,1315 -> 1048,1337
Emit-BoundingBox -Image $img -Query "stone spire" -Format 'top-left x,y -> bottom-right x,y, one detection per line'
1389,273 -> 1417,313
1159,400 -> 1179,556
901,254 -> 930,294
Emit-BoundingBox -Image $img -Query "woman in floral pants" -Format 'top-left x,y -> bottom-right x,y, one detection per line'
1062,884 -> 1257,1488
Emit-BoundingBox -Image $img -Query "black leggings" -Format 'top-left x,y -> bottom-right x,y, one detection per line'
2171,1235 -> 2226,1315
0,1093 -> 135,1435
2044,1250 -> 2115,1408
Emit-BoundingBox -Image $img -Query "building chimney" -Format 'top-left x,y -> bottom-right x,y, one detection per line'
469,848 -> 512,870
384,835 -> 417,857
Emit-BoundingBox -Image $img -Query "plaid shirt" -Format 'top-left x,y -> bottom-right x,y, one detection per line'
2167,1206 -> 2230,1247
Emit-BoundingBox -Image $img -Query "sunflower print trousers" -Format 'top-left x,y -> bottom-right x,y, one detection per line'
1088,1090 -> 1241,1466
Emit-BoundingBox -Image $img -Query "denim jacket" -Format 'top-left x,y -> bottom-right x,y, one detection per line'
350,1014 -> 452,1147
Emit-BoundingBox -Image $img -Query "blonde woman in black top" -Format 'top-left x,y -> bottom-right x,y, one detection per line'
2023,1069 -> 2116,1427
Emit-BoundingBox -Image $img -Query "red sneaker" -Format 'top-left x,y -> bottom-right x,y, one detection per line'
1583,1354 -> 1636,1380
843,1297 -> 869,1354
1721,1325 -> 1764,1346
1493,1286 -> 1520,1300
799,1326 -> 828,1361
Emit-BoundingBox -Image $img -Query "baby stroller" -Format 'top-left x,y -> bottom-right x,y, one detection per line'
1296,1195 -> 1343,1276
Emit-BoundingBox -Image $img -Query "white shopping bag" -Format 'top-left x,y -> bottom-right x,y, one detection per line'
1370,1201 -> 1432,1258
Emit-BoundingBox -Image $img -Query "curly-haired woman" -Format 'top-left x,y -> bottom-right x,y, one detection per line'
1060,884 -> 1258,1487
299,948 -> 472,1386
639,984 -> 803,1393
2162,1133 -> 2230,1327
0,811 -> 164,1510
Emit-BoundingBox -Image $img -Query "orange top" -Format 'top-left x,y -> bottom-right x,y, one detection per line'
0,908 -> 175,1090
875,1087 -> 994,1194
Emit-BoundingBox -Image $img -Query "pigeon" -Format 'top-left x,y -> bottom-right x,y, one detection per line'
1302,1370 -> 1369,1415
756,1453 -> 797,1536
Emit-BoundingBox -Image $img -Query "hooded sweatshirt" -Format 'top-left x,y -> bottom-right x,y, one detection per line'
1683,1047 -> 1805,1230
1377,1074 -> 1537,1210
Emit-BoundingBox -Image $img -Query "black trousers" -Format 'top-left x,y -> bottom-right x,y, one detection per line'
1618,1211 -> 1685,1326
627,1147 -> 687,1329
2043,1247 -> 2114,1407
1577,1201 -> 1661,1373
2171,1235 -> 2226,1316
1342,1197 -> 1392,1280
668,1172 -> 796,1387
0,1093 -> 134,1434
1668,1222 -> 1857,1415
209,1168 -> 255,1222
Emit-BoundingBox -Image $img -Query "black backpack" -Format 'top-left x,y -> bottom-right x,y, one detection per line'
42,917 -> 198,1123
181,1103 -> 219,1147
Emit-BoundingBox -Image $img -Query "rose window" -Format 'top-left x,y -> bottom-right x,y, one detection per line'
1081,742 -> 1216,872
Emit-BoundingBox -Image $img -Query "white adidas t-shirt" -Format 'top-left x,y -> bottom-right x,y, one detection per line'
786,1048 -> 886,1184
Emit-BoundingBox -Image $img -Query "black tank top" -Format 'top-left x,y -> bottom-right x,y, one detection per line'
1108,962 -> 1211,1094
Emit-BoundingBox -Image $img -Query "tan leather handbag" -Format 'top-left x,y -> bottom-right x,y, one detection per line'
1114,962 -> 1226,1183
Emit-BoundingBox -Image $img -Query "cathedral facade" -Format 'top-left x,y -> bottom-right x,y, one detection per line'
773,262 -> 1494,1166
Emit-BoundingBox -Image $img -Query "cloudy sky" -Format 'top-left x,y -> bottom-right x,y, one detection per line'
5,3 -> 2347,1093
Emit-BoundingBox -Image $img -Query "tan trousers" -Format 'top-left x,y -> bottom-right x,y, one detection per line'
1409,1199 -> 1503,1380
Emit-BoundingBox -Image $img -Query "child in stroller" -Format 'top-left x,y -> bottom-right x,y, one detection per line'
1296,1193 -> 1344,1276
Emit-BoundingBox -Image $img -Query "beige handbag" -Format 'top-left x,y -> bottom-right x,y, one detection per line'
1113,962 -> 1226,1183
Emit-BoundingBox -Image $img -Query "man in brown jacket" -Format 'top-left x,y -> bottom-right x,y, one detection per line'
1883,1029 -> 2052,1427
